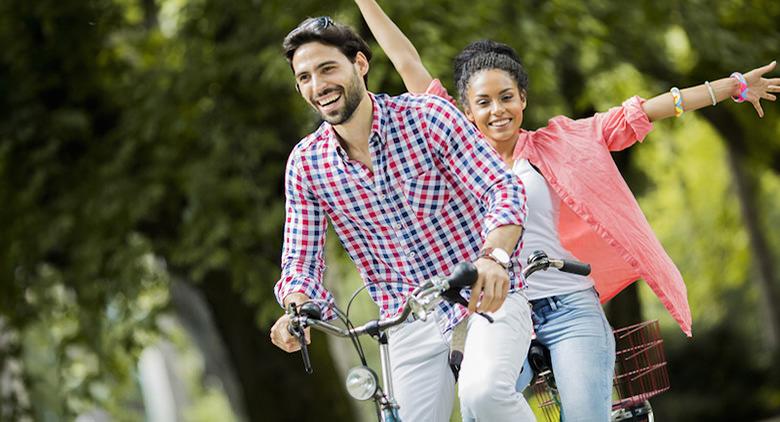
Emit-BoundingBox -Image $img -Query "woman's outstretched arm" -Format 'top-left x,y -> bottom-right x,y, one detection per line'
355,0 -> 434,93
643,61 -> 780,121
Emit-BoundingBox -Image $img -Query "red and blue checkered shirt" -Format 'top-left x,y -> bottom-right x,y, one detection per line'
274,92 -> 527,334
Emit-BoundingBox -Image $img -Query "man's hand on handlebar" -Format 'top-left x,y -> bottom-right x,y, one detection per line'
470,258 -> 510,313
270,293 -> 311,353
270,313 -> 310,352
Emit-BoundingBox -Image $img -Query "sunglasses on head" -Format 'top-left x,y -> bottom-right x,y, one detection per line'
289,16 -> 334,37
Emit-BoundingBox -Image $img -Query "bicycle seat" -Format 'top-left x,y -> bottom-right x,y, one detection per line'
527,339 -> 552,376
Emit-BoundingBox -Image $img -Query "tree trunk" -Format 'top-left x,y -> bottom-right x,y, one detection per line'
141,0 -> 158,30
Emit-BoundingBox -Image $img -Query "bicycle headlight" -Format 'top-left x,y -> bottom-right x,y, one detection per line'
345,366 -> 378,401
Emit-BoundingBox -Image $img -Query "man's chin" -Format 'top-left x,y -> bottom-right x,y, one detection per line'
320,109 -> 350,125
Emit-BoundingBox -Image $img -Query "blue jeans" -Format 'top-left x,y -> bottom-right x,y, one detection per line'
516,287 -> 616,422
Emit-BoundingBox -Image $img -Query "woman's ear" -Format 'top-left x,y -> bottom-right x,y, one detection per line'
464,106 -> 476,123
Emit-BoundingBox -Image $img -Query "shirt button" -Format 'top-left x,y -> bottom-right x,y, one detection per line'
509,271 -> 515,277
395,223 -> 403,230
407,251 -> 416,258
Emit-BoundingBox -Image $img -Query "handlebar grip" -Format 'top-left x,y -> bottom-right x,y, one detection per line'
299,302 -> 322,320
446,262 -> 479,289
560,260 -> 591,276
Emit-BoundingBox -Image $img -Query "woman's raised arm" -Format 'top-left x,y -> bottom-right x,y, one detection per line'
355,0 -> 434,93
643,61 -> 779,121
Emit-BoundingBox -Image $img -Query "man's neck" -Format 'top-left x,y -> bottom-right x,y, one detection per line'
333,94 -> 374,168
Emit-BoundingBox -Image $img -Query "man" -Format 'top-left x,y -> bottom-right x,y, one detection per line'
269,16 -> 535,421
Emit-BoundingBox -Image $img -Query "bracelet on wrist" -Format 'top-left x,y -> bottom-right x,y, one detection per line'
704,81 -> 717,106
729,72 -> 749,103
670,87 -> 684,117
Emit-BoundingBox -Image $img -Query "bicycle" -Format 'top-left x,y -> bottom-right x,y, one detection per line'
285,261 -> 482,422
521,250 -> 671,422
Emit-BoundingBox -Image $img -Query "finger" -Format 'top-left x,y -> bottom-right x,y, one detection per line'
468,279 -> 483,313
764,93 -> 777,102
490,277 -> 509,313
768,85 -> 780,93
760,60 -> 777,75
282,329 -> 301,352
479,278 -> 496,313
752,100 -> 764,118
492,291 -> 507,313
305,327 -> 311,345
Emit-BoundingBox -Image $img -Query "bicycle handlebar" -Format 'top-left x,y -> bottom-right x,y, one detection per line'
522,250 -> 591,279
289,261 -> 479,340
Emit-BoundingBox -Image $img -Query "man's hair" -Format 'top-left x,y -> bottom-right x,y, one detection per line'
452,40 -> 529,105
283,17 -> 373,86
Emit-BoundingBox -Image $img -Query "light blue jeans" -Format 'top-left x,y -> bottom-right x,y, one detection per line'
516,287 -> 616,422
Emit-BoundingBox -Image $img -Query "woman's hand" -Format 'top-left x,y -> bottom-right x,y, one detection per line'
743,60 -> 780,118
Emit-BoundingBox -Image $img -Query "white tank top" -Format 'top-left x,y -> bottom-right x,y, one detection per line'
514,158 -> 594,300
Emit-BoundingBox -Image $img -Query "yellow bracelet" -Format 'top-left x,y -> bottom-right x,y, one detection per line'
670,87 -> 684,117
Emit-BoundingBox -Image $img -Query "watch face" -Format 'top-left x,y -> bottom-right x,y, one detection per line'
491,248 -> 511,266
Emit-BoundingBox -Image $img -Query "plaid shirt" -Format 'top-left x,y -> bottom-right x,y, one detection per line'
274,92 -> 527,334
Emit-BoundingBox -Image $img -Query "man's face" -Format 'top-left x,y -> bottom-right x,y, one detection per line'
292,42 -> 368,126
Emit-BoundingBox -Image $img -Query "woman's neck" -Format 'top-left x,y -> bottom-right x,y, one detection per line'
489,134 -> 519,168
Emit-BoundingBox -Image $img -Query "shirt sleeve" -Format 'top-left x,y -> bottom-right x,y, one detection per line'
273,148 -> 336,318
425,79 -> 458,106
422,95 -> 527,238
595,95 -> 654,151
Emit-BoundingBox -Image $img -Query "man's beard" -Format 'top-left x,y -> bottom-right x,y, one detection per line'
313,70 -> 365,125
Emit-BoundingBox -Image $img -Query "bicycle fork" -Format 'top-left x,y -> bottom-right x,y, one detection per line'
377,333 -> 402,421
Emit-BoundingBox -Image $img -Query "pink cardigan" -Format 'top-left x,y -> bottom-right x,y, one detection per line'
427,80 -> 692,335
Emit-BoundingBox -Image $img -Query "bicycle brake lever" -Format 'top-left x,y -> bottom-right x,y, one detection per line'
287,304 -> 313,374
441,289 -> 494,323
477,312 -> 494,323
295,327 -> 313,374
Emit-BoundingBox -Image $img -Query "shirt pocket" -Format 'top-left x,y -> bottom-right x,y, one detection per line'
402,169 -> 450,220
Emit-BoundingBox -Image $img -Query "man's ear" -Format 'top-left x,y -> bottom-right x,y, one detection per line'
354,51 -> 370,78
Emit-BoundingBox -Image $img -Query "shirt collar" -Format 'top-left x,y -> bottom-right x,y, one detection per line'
323,93 -> 387,160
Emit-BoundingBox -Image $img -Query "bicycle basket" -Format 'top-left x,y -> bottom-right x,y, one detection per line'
530,370 -> 561,421
612,320 -> 670,410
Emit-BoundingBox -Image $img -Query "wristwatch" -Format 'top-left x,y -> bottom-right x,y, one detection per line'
478,247 -> 511,269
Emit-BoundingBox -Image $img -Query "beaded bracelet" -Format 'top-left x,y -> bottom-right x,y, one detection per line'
729,72 -> 749,103
670,87 -> 684,117
705,81 -> 717,106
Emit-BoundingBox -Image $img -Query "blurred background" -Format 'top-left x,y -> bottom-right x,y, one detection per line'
1,0 -> 779,421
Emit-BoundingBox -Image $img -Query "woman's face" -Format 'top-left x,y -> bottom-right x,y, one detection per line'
464,69 -> 526,147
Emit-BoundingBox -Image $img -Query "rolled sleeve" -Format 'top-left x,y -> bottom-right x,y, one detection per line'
273,151 -> 336,319
423,95 -> 527,238
598,96 -> 654,151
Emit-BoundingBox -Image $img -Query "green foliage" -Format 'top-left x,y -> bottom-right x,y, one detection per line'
1,0 -> 778,420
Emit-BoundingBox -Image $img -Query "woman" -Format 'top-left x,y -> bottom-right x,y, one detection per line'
354,0 -> 780,420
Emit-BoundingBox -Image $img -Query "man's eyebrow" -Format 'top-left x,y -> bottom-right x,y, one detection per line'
295,60 -> 340,79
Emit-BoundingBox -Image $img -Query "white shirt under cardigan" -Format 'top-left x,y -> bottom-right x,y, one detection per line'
514,158 -> 594,300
